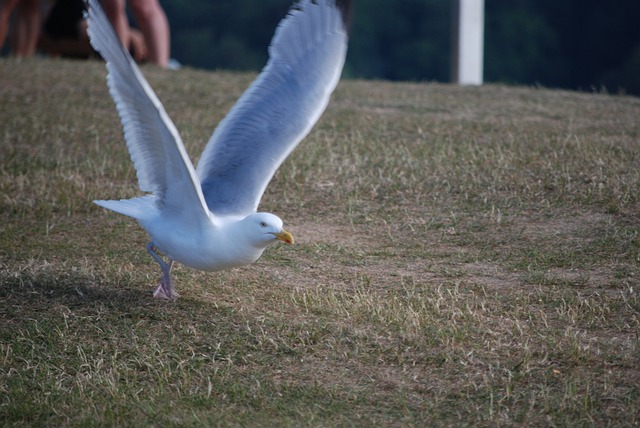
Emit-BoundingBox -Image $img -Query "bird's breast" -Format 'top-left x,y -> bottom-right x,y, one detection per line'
140,216 -> 263,272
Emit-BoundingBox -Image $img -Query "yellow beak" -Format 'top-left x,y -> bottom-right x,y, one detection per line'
273,229 -> 294,245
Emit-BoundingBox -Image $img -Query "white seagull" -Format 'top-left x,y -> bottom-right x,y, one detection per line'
86,0 -> 351,299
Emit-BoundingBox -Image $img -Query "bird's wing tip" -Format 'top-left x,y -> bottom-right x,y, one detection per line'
335,0 -> 353,33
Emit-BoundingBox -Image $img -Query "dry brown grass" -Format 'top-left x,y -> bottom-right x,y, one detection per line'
1,57 -> 640,425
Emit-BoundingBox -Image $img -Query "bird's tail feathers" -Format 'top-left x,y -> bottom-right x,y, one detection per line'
94,195 -> 159,219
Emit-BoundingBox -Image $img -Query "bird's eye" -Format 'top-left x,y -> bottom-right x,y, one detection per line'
259,221 -> 267,228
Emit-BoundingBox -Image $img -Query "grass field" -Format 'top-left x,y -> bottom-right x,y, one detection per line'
1,57 -> 640,426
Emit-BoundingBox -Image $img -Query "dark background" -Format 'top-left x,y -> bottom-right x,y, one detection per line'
160,0 -> 640,95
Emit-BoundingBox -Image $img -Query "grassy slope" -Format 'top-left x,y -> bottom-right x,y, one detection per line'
1,58 -> 639,426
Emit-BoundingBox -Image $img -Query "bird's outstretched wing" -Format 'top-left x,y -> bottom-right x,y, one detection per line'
196,0 -> 351,216
86,0 -> 210,221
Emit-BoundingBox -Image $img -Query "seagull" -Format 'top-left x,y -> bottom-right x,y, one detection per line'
86,0 -> 351,299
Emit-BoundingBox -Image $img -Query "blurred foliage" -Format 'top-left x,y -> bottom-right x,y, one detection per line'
161,0 -> 639,95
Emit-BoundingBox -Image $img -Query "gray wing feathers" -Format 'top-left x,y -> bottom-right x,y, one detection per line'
196,0 -> 349,216
86,0 -> 209,217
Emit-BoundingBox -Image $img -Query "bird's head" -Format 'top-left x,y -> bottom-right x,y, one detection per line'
241,212 -> 294,248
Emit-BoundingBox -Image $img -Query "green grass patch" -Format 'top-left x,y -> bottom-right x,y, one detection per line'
1,58 -> 640,425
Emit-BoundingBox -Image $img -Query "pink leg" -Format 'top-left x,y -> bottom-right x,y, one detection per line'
146,242 -> 179,299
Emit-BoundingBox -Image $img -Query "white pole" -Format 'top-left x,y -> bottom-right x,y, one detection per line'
451,0 -> 484,85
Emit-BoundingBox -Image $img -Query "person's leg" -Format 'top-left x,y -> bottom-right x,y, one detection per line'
0,0 -> 20,51
100,0 -> 129,49
128,0 -> 169,67
11,0 -> 40,56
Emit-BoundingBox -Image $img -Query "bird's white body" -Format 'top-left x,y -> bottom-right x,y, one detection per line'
140,211 -> 281,272
86,0 -> 350,298
95,196 -> 284,272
